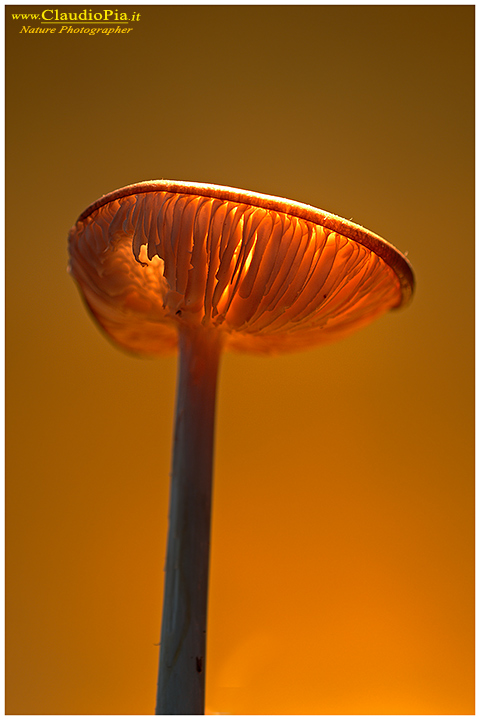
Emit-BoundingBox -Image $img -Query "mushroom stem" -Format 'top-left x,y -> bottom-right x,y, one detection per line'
156,323 -> 223,715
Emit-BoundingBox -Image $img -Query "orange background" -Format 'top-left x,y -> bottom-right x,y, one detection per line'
6,5 -> 474,715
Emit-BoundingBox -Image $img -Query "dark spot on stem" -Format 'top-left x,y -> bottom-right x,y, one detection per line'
196,656 -> 203,673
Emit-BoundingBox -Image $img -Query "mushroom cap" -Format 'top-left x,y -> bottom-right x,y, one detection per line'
68,180 -> 414,355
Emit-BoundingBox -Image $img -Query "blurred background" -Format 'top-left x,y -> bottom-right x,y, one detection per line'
6,5 -> 474,715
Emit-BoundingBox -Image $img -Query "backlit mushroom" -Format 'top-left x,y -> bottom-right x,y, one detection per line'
68,180 -> 414,715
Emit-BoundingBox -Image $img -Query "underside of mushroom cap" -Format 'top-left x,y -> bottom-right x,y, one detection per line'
68,180 -> 414,356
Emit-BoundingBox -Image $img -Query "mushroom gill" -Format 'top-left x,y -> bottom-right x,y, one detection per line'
68,181 -> 412,356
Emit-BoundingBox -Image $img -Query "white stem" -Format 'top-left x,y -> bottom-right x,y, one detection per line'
156,324 -> 223,715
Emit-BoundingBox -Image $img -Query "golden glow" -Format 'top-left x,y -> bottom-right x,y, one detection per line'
6,4 -> 473,716
242,240 -> 256,275
137,243 -> 149,265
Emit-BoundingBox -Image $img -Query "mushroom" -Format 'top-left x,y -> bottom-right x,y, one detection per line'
68,180 -> 414,715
